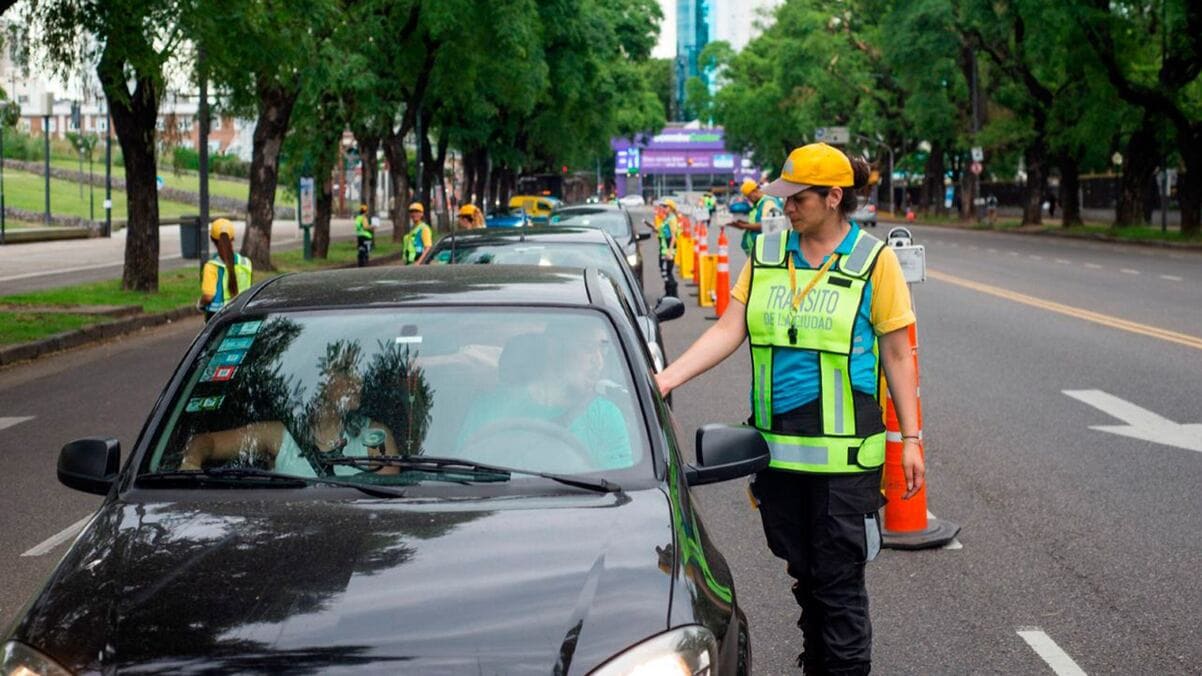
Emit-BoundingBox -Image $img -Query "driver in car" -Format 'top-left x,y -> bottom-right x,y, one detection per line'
457,323 -> 632,471
179,342 -> 400,475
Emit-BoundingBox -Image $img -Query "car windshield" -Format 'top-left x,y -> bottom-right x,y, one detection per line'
143,309 -> 649,484
548,211 -> 631,239
428,242 -> 641,309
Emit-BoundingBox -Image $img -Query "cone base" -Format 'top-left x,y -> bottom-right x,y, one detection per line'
882,517 -> 960,551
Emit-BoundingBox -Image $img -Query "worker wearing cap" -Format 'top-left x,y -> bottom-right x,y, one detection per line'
457,204 -> 485,230
403,202 -> 433,264
355,203 -> 374,267
655,142 -> 924,675
199,219 -> 253,322
658,199 -> 679,297
729,178 -> 782,255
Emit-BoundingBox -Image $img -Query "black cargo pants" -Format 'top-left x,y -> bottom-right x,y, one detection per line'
750,398 -> 885,675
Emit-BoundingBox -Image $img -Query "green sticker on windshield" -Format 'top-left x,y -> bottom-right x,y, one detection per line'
230,320 -> 263,336
218,336 -> 255,352
185,395 -> 225,413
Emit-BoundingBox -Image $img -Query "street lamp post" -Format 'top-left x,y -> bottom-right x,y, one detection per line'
43,112 -> 51,224
104,107 -> 112,237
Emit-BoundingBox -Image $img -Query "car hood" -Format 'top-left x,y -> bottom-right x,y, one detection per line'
11,489 -> 674,675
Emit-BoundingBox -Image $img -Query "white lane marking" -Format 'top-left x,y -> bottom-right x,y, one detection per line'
1063,390 -> 1202,453
1017,628 -> 1087,676
986,248 -> 998,253
1084,263 -> 1102,269
1055,259 -> 1072,265
1160,274 -> 1182,281
21,515 -> 92,557
1008,251 -> 1020,256
927,510 -> 963,550
1120,268 -> 1140,275
0,416 -> 35,431
1029,255 -> 1044,260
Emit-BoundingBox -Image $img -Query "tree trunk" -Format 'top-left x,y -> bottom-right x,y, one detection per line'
1021,142 -> 1047,225
1115,116 -> 1158,227
314,172 -> 333,258
475,149 -> 489,207
921,143 -> 945,215
959,160 -> 978,221
98,47 -> 160,292
1179,131 -> 1200,236
242,77 -> 299,271
358,136 -> 380,215
1058,152 -> 1083,227
382,130 -> 411,242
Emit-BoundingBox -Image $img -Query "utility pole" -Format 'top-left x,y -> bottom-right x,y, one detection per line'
43,112 -> 51,224
104,106 -> 112,237
1160,0 -> 1168,234
415,106 -> 424,207
198,46 -> 211,265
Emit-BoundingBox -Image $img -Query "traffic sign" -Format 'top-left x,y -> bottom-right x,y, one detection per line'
971,146 -> 984,162
298,177 -> 316,227
814,126 -> 850,144
970,161 -> 983,175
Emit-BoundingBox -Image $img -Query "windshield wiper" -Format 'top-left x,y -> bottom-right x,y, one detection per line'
325,455 -> 623,493
137,467 -> 407,499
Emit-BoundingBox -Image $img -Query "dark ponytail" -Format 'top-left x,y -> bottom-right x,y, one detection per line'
838,156 -> 872,218
214,233 -> 238,296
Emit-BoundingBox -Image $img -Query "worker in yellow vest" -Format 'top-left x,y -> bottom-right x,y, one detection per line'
355,204 -> 374,267
655,143 -> 924,675
199,218 -> 253,321
403,202 -> 433,264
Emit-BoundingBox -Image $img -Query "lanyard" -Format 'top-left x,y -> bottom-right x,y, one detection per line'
787,251 -> 839,312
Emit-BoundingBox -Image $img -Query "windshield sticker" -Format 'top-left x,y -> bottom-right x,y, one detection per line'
395,336 -> 423,344
217,336 -> 255,352
210,350 -> 247,367
200,364 -> 238,383
185,395 -> 225,413
229,320 -> 263,336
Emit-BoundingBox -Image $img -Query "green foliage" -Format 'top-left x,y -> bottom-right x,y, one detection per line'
171,147 -> 251,179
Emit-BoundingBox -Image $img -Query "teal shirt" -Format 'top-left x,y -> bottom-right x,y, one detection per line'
762,225 -> 880,413
458,388 -> 633,471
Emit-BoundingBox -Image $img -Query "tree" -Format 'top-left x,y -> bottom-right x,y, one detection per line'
27,0 -> 187,291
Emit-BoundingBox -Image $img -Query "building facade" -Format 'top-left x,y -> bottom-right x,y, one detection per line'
612,125 -> 762,200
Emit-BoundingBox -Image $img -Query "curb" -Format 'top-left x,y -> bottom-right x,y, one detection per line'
0,251 -> 406,368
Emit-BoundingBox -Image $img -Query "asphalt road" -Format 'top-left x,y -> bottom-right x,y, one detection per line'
2,213 -> 1200,673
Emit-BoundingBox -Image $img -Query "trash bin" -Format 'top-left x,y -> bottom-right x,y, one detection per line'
179,215 -> 200,259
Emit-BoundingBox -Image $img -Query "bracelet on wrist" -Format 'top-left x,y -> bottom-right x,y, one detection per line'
902,435 -> 921,442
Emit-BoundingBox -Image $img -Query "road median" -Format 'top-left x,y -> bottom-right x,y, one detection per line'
883,212 -> 1202,249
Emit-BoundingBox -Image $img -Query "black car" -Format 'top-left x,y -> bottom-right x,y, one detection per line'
549,204 -> 648,286
5,266 -> 763,675
423,227 -> 681,374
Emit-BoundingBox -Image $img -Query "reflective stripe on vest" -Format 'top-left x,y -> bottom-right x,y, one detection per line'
207,254 -> 253,312
745,228 -> 886,474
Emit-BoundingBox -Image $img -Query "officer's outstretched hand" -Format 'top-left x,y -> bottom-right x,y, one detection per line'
901,440 -> 926,499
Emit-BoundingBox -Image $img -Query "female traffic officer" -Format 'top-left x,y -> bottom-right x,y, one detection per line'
655,142 -> 924,675
199,218 -> 252,322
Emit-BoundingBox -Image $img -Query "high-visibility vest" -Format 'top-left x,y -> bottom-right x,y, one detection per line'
205,254 -> 253,313
659,214 -> 676,256
403,222 -> 431,263
745,228 -> 887,474
355,214 -> 373,239
742,195 -> 778,254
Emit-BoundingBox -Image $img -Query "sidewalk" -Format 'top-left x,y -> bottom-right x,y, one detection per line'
0,218 -> 388,295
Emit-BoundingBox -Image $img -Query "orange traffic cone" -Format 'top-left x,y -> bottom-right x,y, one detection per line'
691,217 -> 701,286
881,322 -> 960,550
715,227 -> 730,317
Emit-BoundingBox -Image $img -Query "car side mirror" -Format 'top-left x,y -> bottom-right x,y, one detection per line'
653,296 -> 685,322
637,231 -> 652,241
58,437 -> 120,495
684,425 -> 769,486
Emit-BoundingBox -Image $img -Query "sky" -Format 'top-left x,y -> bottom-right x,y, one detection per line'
653,0 -> 676,59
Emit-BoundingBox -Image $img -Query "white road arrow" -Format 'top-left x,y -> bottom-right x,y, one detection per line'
1064,390 -> 1202,453
0,416 -> 35,432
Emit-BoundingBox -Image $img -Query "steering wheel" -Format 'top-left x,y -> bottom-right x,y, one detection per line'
459,417 -> 595,473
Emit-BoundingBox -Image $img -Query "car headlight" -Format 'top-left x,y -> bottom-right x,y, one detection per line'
626,252 -> 640,266
1,641 -> 72,676
591,626 -> 717,675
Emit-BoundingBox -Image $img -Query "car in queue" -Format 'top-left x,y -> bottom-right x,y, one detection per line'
485,206 -> 532,228
422,227 -> 682,374
508,194 -> 560,225
851,199 -> 878,228
3,266 -> 763,675
548,203 -> 647,286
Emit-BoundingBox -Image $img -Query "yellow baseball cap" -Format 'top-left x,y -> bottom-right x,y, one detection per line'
407,202 -> 425,213
762,142 -> 854,198
663,199 -> 677,211
457,204 -> 479,217
209,218 -> 235,240
739,178 -> 759,197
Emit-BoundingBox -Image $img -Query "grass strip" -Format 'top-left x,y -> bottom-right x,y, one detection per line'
0,236 -> 402,344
